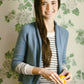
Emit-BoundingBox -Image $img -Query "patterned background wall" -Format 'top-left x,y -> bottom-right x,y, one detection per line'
0,0 -> 84,84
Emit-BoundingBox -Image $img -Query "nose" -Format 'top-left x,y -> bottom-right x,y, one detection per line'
46,4 -> 52,11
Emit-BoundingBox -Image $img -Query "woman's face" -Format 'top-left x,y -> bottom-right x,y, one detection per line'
41,0 -> 58,20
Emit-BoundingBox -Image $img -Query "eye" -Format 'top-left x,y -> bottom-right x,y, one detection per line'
52,1 -> 57,5
41,2 -> 47,6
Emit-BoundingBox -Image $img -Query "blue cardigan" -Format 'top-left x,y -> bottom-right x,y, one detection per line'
11,21 -> 69,84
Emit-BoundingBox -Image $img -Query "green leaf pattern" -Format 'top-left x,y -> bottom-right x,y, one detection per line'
0,37 -> 1,40
76,29 -> 84,45
5,10 -> 16,22
0,0 -> 84,84
0,1 -> 3,6
72,8 -> 80,16
18,1 -> 32,11
0,78 -> 3,84
75,70 -> 84,80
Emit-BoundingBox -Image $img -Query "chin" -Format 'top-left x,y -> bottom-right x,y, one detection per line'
46,15 -> 55,19
44,17 -> 54,20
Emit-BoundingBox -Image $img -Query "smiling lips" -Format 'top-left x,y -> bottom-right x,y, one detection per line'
46,12 -> 52,15
46,11 -> 54,15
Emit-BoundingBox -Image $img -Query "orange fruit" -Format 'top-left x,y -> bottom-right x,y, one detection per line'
59,75 -> 66,84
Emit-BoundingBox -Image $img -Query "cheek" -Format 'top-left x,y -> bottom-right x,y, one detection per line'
41,6 -> 46,13
54,5 -> 58,11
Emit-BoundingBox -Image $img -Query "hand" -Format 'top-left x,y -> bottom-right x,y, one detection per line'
39,68 -> 63,84
60,69 -> 72,84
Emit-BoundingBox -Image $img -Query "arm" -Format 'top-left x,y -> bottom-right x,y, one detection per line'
32,67 -> 63,84
15,62 -> 34,75
15,62 -> 63,84
11,26 -> 28,71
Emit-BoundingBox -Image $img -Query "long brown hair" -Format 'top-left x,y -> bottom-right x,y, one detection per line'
34,0 -> 61,67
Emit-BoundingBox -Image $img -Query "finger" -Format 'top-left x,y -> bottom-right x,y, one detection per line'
60,69 -> 68,76
53,73 -> 63,84
65,73 -> 72,80
65,77 -> 72,84
51,74 -> 61,84
49,76 -> 57,83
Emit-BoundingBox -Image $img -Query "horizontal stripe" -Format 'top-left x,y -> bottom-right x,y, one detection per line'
39,34 -> 58,84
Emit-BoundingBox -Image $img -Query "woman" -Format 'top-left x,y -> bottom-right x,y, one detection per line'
11,0 -> 72,84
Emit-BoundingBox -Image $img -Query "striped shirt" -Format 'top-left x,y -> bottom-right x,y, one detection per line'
39,32 -> 59,84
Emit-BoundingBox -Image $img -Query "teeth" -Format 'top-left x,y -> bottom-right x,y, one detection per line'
46,12 -> 52,15
47,13 -> 51,14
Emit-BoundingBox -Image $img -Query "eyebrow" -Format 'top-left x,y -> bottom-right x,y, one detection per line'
41,0 -> 57,2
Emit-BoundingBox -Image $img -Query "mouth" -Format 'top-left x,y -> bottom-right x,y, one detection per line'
45,10 -> 54,15
46,12 -> 52,15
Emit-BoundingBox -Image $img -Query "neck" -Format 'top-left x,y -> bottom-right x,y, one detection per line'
43,19 -> 55,33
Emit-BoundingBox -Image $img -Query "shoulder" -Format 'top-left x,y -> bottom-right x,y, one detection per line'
55,21 -> 69,36
57,25 -> 69,36
58,25 -> 68,34
20,22 -> 36,33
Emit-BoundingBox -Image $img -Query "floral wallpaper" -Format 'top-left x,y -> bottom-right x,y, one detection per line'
0,0 -> 84,84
